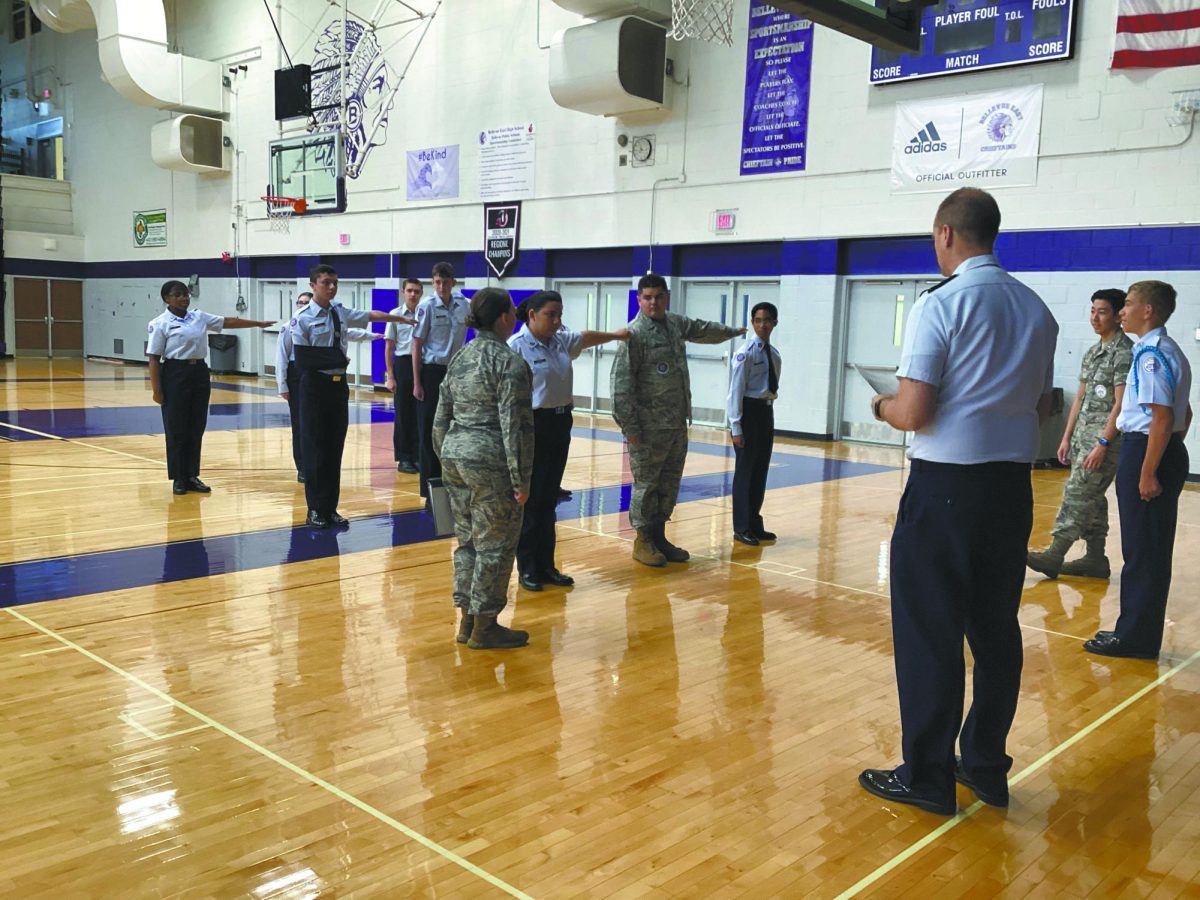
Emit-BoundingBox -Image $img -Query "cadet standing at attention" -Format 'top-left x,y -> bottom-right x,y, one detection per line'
384,277 -> 424,474
433,288 -> 534,650
291,264 -> 414,528
412,261 -> 470,501
1085,280 -> 1192,660
508,290 -> 629,592
277,291 -> 383,483
727,301 -> 782,546
611,273 -> 745,567
147,279 -> 274,495
1027,289 -> 1132,579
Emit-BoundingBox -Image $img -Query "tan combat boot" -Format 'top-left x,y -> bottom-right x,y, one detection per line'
1026,536 -> 1072,579
456,609 -> 474,644
467,614 -> 529,650
633,528 -> 667,567
652,522 -> 690,563
1059,539 -> 1111,578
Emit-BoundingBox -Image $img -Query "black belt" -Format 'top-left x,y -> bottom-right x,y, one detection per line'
1121,432 -> 1183,444
744,396 -> 773,406
910,459 -> 1029,474
535,405 -> 573,415
164,358 -> 204,366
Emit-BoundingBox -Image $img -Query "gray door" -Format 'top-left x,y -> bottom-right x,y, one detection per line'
556,280 -> 630,413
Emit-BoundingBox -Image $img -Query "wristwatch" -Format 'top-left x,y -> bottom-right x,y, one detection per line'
1097,436 -> 1110,447
872,397 -> 886,421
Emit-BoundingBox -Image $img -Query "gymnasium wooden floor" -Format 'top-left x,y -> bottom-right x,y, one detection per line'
1,357 -> 1198,898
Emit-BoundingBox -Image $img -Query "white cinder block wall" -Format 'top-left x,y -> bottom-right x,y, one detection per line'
1,0 -> 1197,468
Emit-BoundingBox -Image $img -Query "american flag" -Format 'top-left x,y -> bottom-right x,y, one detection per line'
1112,0 -> 1200,68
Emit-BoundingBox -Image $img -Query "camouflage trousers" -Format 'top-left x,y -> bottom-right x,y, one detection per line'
442,459 -> 523,616
1050,434 -> 1120,544
627,429 -> 688,530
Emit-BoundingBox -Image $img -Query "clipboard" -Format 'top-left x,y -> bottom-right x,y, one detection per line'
854,364 -> 900,396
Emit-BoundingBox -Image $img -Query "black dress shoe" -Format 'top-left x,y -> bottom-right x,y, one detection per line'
858,768 -> 956,816
1094,630 -> 1115,641
172,480 -> 188,495
733,531 -> 760,546
306,511 -> 330,529
954,759 -> 1009,807
754,529 -> 777,541
542,568 -> 575,587
519,572 -> 544,592
187,477 -> 212,493
398,461 -> 419,474
1083,633 -> 1158,660
296,472 -> 305,483
557,489 -> 572,502
329,512 -> 349,527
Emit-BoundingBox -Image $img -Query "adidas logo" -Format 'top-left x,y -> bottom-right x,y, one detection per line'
904,121 -> 948,154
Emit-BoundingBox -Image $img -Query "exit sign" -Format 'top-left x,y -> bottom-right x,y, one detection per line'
712,209 -> 737,234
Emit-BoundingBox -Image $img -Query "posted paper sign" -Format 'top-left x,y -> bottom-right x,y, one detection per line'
133,209 -> 167,248
891,85 -> 1043,194
479,124 -> 535,200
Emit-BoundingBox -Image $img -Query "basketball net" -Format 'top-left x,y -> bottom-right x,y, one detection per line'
669,0 -> 735,46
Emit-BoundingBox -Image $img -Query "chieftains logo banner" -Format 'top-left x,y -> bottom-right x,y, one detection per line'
483,201 -> 521,279
891,85 -> 1043,194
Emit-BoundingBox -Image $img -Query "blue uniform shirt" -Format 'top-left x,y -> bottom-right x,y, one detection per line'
1116,327 -> 1193,434
412,292 -> 469,365
383,305 -> 418,356
147,309 -> 224,360
276,318 -> 376,393
726,336 -> 781,437
898,254 -> 1058,464
507,323 -> 584,409
290,301 -> 372,375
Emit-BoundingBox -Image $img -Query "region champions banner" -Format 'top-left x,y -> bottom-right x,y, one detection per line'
891,85 -> 1043,194
406,144 -> 459,201
740,4 -> 813,176
483,201 -> 521,279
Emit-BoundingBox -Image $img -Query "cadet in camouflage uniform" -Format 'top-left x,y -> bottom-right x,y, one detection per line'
1028,289 -> 1133,579
433,288 -> 535,649
611,273 -> 746,566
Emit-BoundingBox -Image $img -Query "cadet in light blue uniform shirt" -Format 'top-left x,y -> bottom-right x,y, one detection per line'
506,290 -> 628,591
860,188 -> 1058,817
1086,280 -> 1193,661
146,279 -> 274,496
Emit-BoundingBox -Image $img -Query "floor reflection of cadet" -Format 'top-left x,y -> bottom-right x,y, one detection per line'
384,277 -> 424,474
611,273 -> 745,567
859,189 -> 1058,816
412,261 -> 470,500
147,279 -> 274,495
433,288 -> 534,650
291,264 -> 414,529
508,290 -> 628,592
1027,289 -> 1132,579
277,291 -> 383,483
727,301 -> 782,546
1085,280 -> 1192,660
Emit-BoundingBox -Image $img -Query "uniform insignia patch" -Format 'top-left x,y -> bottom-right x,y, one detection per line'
1094,384 -> 1107,398
1143,357 -> 1157,374
735,352 -> 746,362
655,362 -> 670,375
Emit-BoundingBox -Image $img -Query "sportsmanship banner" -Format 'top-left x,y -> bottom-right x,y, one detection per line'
483,201 -> 521,279
740,4 -> 813,176
891,84 -> 1043,194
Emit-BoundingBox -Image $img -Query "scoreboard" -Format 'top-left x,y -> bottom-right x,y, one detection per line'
869,0 -> 1076,84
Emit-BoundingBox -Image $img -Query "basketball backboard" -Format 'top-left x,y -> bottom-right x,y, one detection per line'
765,0 -> 935,54
267,131 -> 346,214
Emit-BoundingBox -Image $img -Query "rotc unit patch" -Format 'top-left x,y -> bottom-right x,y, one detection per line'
656,362 -> 670,375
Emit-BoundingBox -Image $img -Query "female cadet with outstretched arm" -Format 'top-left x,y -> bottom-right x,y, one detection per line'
432,288 -> 535,650
147,280 -> 274,495
507,290 -> 628,591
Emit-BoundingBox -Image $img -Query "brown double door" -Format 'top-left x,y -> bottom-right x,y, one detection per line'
13,278 -> 84,357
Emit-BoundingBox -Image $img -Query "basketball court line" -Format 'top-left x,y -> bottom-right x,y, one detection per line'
0,420 -> 166,465
834,645 -> 1200,898
3,604 -> 534,900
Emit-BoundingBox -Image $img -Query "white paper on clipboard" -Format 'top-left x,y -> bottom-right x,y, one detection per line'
854,364 -> 900,397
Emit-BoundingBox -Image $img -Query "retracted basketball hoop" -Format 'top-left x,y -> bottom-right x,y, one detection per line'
669,0 -> 735,46
262,194 -> 307,233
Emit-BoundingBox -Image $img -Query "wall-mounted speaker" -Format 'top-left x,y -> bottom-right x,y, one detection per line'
274,65 -> 311,121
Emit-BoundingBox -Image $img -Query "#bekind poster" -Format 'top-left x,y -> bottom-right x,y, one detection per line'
740,4 -> 814,176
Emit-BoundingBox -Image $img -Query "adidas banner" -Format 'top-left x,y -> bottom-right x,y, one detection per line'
891,85 -> 1044,195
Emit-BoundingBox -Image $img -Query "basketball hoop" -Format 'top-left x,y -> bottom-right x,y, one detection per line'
262,195 -> 307,233
669,0 -> 735,46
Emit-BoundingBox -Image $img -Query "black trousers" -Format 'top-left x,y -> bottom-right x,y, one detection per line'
1114,432 -> 1189,655
732,398 -> 774,534
285,363 -> 303,473
299,369 -> 349,516
517,408 -> 573,577
890,459 -> 1032,805
416,363 -> 447,498
392,354 -> 418,464
160,359 -> 211,481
